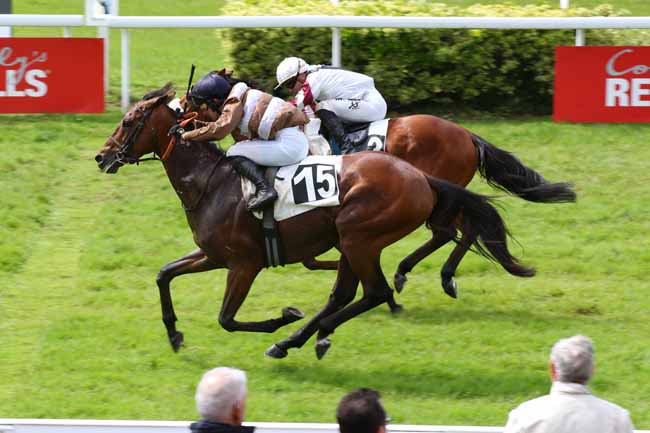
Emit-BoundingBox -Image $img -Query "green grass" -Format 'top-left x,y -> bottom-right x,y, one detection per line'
2,113 -> 649,427
2,0 -> 650,429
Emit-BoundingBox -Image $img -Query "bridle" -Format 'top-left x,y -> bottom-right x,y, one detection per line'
110,103 -> 195,166
110,104 -> 161,165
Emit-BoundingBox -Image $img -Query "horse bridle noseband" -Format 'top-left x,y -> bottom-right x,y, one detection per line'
110,105 -> 162,165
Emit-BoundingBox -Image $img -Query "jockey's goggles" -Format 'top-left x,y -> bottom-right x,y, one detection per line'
189,95 -> 222,112
282,75 -> 298,90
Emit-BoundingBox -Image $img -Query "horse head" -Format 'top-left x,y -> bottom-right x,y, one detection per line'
96,82 -> 177,173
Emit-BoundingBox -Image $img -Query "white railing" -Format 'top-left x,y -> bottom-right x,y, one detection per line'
1,419 -> 648,433
4,12 -> 650,111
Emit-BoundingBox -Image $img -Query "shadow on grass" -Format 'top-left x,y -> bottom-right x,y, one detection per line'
269,362 -> 547,399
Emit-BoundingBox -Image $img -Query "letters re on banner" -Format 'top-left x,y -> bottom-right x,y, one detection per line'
554,46 -> 650,123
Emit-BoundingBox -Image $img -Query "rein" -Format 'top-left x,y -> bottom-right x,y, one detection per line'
161,112 -> 198,161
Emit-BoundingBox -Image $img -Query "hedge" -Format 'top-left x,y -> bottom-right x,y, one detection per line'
221,2 -> 638,113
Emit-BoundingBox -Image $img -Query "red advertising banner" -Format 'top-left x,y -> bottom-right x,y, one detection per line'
0,38 -> 103,113
554,46 -> 650,122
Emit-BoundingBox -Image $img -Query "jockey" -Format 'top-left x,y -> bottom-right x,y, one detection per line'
275,56 -> 387,153
180,71 -> 309,211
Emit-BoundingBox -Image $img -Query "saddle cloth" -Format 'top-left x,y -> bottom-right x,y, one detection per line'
305,118 -> 390,155
242,155 -> 343,221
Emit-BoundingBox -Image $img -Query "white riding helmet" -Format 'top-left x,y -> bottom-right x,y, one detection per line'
275,57 -> 309,90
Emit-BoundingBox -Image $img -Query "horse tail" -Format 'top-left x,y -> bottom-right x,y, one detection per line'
425,176 -> 535,278
471,133 -> 577,203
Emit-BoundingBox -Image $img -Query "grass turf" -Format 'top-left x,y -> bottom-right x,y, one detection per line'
2,0 -> 649,429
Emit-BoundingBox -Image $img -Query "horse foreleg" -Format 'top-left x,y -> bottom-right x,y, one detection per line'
439,229 -> 476,299
157,248 -> 221,352
302,257 -> 339,270
266,255 -> 359,359
391,229 -> 456,306
217,266 -> 304,334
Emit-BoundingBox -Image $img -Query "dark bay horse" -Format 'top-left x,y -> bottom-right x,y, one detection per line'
186,71 -> 575,308
95,83 -> 534,359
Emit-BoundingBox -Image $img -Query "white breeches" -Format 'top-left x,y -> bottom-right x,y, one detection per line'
316,88 -> 387,123
226,126 -> 309,167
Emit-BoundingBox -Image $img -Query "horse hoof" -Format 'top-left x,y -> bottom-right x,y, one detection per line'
390,303 -> 404,314
282,306 -> 305,323
394,272 -> 407,293
265,344 -> 288,359
442,277 -> 458,299
315,338 -> 331,360
170,331 -> 184,352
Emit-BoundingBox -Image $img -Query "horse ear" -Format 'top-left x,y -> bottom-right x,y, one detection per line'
217,68 -> 227,76
165,89 -> 177,101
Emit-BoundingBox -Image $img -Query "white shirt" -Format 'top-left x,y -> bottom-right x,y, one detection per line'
504,382 -> 634,433
293,66 -> 376,110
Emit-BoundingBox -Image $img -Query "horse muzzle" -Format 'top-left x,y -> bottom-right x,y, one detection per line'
95,152 -> 124,174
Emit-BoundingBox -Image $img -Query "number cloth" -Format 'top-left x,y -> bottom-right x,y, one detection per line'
242,155 -> 343,221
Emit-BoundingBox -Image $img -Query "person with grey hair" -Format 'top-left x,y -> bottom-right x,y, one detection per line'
503,335 -> 634,433
190,367 -> 255,433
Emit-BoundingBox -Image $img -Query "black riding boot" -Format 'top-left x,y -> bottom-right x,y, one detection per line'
229,156 -> 278,211
316,109 -> 354,154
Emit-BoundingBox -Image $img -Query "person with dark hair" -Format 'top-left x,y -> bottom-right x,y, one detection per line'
336,388 -> 388,433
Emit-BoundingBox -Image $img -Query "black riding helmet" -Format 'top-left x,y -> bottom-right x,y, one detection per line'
189,71 -> 232,112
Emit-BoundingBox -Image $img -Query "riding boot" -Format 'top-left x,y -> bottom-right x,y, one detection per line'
228,156 -> 278,211
316,109 -> 354,154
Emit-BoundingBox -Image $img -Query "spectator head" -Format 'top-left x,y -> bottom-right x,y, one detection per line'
195,367 -> 247,425
336,388 -> 388,433
550,335 -> 595,384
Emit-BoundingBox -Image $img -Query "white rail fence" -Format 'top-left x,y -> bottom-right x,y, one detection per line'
0,420 -> 504,433
3,10 -> 650,112
1,420 -> 649,433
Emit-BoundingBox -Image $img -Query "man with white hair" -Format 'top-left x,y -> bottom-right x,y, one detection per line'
503,335 -> 634,433
190,367 -> 254,433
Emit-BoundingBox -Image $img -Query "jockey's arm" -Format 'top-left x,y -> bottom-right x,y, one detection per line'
182,98 -> 244,142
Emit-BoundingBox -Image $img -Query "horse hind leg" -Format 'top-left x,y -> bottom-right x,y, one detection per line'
266,254 -> 359,359
315,249 -> 393,359
439,228 -> 476,299
393,228 -> 456,298
156,248 -> 221,352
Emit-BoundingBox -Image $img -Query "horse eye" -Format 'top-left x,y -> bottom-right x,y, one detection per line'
122,119 -> 132,128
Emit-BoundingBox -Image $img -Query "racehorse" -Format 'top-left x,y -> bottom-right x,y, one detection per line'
185,70 -> 576,309
95,83 -> 534,359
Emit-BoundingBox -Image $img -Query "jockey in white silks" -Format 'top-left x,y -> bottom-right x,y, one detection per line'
275,57 -> 387,153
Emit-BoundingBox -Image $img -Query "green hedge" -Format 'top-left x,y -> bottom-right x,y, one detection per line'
222,2 -> 631,113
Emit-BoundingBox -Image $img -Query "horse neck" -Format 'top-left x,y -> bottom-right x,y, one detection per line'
150,110 -> 236,209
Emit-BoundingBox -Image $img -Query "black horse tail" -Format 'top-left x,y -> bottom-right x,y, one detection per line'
472,133 -> 577,203
426,176 -> 535,278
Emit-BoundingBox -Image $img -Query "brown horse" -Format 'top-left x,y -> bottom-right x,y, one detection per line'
185,72 -> 575,310
95,83 -> 534,359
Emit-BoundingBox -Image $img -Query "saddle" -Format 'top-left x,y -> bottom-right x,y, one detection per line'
318,119 -> 389,155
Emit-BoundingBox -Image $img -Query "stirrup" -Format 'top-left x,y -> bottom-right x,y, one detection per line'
247,189 -> 278,211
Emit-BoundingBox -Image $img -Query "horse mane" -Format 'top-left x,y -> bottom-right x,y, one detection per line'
142,82 -> 174,100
